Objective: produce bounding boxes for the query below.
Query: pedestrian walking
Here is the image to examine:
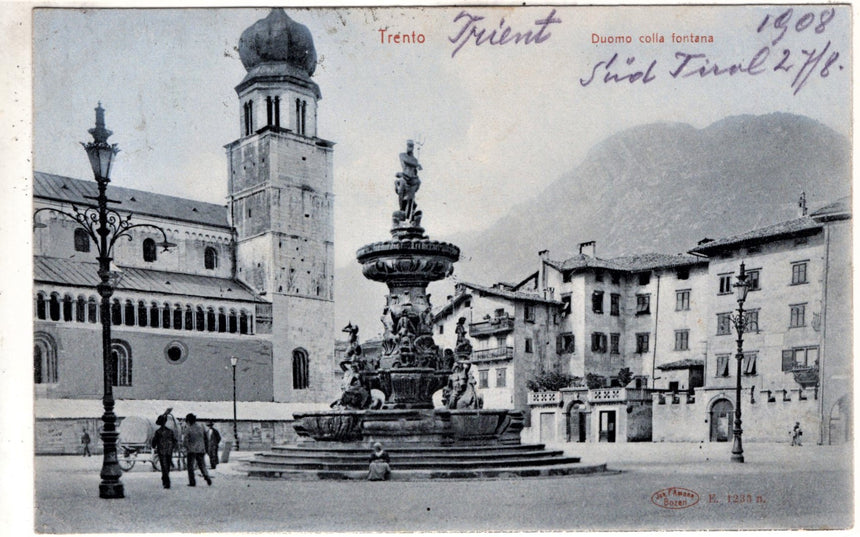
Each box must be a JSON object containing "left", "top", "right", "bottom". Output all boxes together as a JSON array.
[
  {"left": 182, "top": 413, "right": 212, "bottom": 486},
  {"left": 80, "top": 429, "right": 91, "bottom": 457},
  {"left": 791, "top": 422, "right": 803, "bottom": 446},
  {"left": 206, "top": 421, "right": 221, "bottom": 470},
  {"left": 367, "top": 442, "right": 391, "bottom": 481},
  {"left": 151, "top": 415, "right": 176, "bottom": 489}
]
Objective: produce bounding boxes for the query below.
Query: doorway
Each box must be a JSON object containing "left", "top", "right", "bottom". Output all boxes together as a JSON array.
[
  {"left": 710, "top": 399, "right": 733, "bottom": 442},
  {"left": 567, "top": 402, "right": 589, "bottom": 442},
  {"left": 599, "top": 410, "right": 616, "bottom": 442}
]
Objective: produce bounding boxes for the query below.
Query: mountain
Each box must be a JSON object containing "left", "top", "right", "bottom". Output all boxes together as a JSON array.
[{"left": 335, "top": 113, "right": 851, "bottom": 338}]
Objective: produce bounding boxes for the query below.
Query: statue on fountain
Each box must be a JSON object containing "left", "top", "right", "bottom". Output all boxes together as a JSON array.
[
  {"left": 442, "top": 359, "right": 483, "bottom": 409},
  {"left": 394, "top": 140, "right": 422, "bottom": 227}
]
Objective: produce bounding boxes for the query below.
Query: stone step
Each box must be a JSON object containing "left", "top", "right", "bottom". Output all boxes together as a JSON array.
[
  {"left": 272, "top": 443, "right": 549, "bottom": 455},
  {"left": 253, "top": 449, "right": 567, "bottom": 464},
  {"left": 244, "top": 455, "right": 582, "bottom": 472},
  {"left": 245, "top": 462, "right": 612, "bottom": 480}
]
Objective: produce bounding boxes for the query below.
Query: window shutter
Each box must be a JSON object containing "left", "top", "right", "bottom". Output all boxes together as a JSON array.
[
  {"left": 556, "top": 335, "right": 563, "bottom": 354},
  {"left": 781, "top": 350, "right": 794, "bottom": 372}
]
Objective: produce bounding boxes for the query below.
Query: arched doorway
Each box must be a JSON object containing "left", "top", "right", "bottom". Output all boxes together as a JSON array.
[
  {"left": 829, "top": 395, "right": 851, "bottom": 445},
  {"left": 566, "top": 401, "right": 589, "bottom": 442},
  {"left": 709, "top": 398, "right": 733, "bottom": 442}
]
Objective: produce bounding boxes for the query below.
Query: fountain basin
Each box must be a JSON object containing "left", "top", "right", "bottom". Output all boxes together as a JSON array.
[{"left": 293, "top": 408, "right": 524, "bottom": 445}]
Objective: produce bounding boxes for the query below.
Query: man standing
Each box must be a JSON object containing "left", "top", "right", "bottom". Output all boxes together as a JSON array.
[
  {"left": 182, "top": 413, "right": 212, "bottom": 486},
  {"left": 80, "top": 429, "right": 91, "bottom": 457},
  {"left": 151, "top": 415, "right": 176, "bottom": 489},
  {"left": 206, "top": 422, "right": 221, "bottom": 470}
]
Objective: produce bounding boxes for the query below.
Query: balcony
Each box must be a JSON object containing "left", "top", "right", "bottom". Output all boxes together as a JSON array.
[
  {"left": 588, "top": 388, "right": 650, "bottom": 403},
  {"left": 471, "top": 346, "right": 514, "bottom": 362},
  {"left": 792, "top": 365, "right": 819, "bottom": 388},
  {"left": 469, "top": 313, "right": 515, "bottom": 338}
]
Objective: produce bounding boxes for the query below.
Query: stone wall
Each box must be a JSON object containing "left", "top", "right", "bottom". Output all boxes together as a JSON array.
[
  {"left": 35, "top": 418, "right": 298, "bottom": 455},
  {"left": 652, "top": 389, "right": 820, "bottom": 443}
]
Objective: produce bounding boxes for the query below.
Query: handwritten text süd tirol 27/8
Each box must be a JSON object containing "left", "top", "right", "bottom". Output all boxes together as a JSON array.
[{"left": 579, "top": 7, "right": 841, "bottom": 96}]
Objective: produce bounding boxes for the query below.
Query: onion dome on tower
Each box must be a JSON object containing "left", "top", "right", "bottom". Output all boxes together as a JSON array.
[{"left": 236, "top": 9, "right": 320, "bottom": 97}]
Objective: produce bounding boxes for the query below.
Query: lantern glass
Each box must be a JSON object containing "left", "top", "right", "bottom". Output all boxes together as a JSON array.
[
  {"left": 735, "top": 278, "right": 749, "bottom": 302},
  {"left": 230, "top": 356, "right": 238, "bottom": 367}
]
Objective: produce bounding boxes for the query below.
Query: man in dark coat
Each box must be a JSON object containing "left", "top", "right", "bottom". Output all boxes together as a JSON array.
[
  {"left": 206, "top": 422, "right": 221, "bottom": 470},
  {"left": 182, "top": 413, "right": 212, "bottom": 486},
  {"left": 151, "top": 415, "right": 176, "bottom": 489}
]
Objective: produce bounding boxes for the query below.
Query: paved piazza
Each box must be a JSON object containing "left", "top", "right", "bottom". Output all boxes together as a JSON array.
[{"left": 33, "top": 443, "right": 852, "bottom": 533}]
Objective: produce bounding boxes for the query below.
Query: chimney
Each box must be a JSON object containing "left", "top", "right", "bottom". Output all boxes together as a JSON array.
[
  {"left": 538, "top": 249, "right": 549, "bottom": 259},
  {"left": 798, "top": 191, "right": 808, "bottom": 217},
  {"left": 579, "top": 240, "right": 596, "bottom": 257}
]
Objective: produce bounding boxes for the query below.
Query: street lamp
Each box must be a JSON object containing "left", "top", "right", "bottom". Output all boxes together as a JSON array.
[
  {"left": 34, "top": 103, "right": 175, "bottom": 498},
  {"left": 231, "top": 356, "right": 239, "bottom": 450},
  {"left": 730, "top": 261, "right": 750, "bottom": 463}
]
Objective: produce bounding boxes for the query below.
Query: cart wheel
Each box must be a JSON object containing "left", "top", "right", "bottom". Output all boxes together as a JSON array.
[{"left": 118, "top": 448, "right": 136, "bottom": 472}]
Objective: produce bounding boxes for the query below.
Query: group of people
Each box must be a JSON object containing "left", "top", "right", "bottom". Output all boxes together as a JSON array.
[{"left": 152, "top": 412, "right": 222, "bottom": 489}]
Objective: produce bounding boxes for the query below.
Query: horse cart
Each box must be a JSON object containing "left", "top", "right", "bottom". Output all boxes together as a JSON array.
[{"left": 118, "top": 414, "right": 185, "bottom": 472}]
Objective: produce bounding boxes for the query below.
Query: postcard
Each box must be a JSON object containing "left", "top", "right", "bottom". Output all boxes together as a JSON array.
[{"left": 7, "top": 2, "right": 854, "bottom": 534}]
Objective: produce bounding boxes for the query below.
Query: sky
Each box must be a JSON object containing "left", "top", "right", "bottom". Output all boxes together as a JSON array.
[{"left": 33, "top": 6, "right": 851, "bottom": 263}]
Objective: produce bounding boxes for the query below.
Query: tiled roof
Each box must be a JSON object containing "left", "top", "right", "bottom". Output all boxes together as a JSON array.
[
  {"left": 458, "top": 281, "right": 562, "bottom": 305},
  {"left": 35, "top": 256, "right": 262, "bottom": 303},
  {"left": 810, "top": 196, "right": 851, "bottom": 221},
  {"left": 688, "top": 217, "right": 822, "bottom": 255},
  {"left": 34, "top": 172, "right": 229, "bottom": 229},
  {"left": 657, "top": 358, "right": 704, "bottom": 371},
  {"left": 433, "top": 291, "right": 472, "bottom": 320},
  {"left": 550, "top": 252, "right": 703, "bottom": 273}
]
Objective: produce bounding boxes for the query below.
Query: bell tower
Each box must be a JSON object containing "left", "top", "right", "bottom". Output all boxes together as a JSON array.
[{"left": 226, "top": 9, "right": 336, "bottom": 402}]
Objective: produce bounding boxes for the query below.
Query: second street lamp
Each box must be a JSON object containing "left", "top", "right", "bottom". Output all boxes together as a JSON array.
[
  {"left": 231, "top": 356, "right": 239, "bottom": 451},
  {"left": 730, "top": 261, "right": 750, "bottom": 464}
]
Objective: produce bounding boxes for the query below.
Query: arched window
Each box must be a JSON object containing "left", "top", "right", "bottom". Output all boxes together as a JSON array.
[
  {"left": 137, "top": 301, "right": 148, "bottom": 327},
  {"left": 162, "top": 303, "right": 171, "bottom": 329},
  {"left": 184, "top": 305, "right": 194, "bottom": 331},
  {"left": 49, "top": 293, "right": 61, "bottom": 321},
  {"left": 228, "top": 310, "right": 238, "bottom": 333},
  {"left": 218, "top": 308, "right": 227, "bottom": 333},
  {"left": 73, "top": 228, "right": 90, "bottom": 253},
  {"left": 204, "top": 247, "right": 218, "bottom": 270},
  {"left": 36, "top": 292, "right": 46, "bottom": 320},
  {"left": 149, "top": 302, "right": 160, "bottom": 328},
  {"left": 172, "top": 305, "right": 182, "bottom": 330},
  {"left": 111, "top": 299, "right": 122, "bottom": 325},
  {"left": 195, "top": 307, "right": 205, "bottom": 331},
  {"left": 76, "top": 296, "right": 86, "bottom": 322},
  {"left": 34, "top": 333, "right": 58, "bottom": 384},
  {"left": 206, "top": 307, "right": 216, "bottom": 332},
  {"left": 239, "top": 311, "right": 249, "bottom": 335},
  {"left": 110, "top": 341, "right": 132, "bottom": 387},
  {"left": 62, "top": 295, "right": 73, "bottom": 321},
  {"left": 87, "top": 296, "right": 98, "bottom": 323},
  {"left": 143, "top": 238, "right": 157, "bottom": 263},
  {"left": 292, "top": 348, "right": 309, "bottom": 390},
  {"left": 124, "top": 300, "right": 135, "bottom": 326}
]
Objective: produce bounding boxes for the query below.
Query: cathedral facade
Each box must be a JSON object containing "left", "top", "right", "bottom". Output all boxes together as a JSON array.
[{"left": 34, "top": 10, "right": 337, "bottom": 452}]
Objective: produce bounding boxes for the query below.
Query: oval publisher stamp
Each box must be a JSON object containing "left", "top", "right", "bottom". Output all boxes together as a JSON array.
[{"left": 651, "top": 487, "right": 701, "bottom": 509}]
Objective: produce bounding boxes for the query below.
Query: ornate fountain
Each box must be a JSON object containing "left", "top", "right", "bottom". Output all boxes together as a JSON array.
[{"left": 292, "top": 141, "right": 523, "bottom": 445}]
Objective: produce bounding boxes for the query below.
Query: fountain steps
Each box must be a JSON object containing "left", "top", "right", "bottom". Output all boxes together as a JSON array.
[{"left": 244, "top": 443, "right": 610, "bottom": 479}]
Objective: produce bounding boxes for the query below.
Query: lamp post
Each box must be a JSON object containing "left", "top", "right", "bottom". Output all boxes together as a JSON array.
[
  {"left": 730, "top": 261, "right": 750, "bottom": 463},
  {"left": 35, "top": 104, "right": 174, "bottom": 498},
  {"left": 231, "top": 356, "right": 239, "bottom": 450}
]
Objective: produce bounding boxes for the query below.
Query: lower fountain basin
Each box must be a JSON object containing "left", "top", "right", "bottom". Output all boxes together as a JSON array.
[{"left": 293, "top": 408, "right": 524, "bottom": 445}]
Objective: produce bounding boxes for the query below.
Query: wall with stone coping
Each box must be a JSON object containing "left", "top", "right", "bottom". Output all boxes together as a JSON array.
[{"left": 652, "top": 390, "right": 820, "bottom": 443}]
